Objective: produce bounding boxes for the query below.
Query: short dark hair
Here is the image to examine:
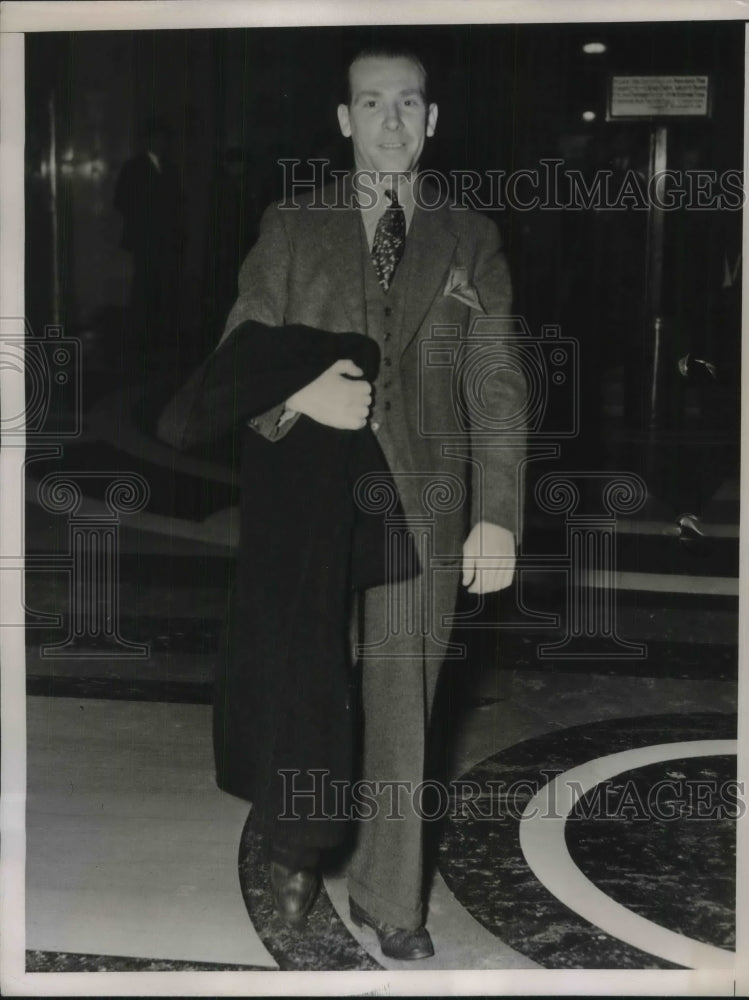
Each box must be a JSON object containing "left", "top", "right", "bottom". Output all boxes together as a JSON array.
[{"left": 343, "top": 46, "right": 429, "bottom": 105}]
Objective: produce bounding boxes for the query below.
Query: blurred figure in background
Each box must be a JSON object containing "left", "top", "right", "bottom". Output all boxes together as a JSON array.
[{"left": 114, "top": 115, "right": 185, "bottom": 366}]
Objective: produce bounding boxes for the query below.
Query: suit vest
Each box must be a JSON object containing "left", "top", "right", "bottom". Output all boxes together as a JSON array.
[{"left": 359, "top": 216, "right": 414, "bottom": 459}]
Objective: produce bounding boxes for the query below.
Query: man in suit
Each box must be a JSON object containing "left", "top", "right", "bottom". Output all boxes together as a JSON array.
[{"left": 216, "top": 45, "right": 526, "bottom": 960}]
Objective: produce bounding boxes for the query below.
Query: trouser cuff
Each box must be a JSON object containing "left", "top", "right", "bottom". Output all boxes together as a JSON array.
[
  {"left": 268, "top": 838, "right": 320, "bottom": 871},
  {"left": 347, "top": 871, "right": 423, "bottom": 931}
]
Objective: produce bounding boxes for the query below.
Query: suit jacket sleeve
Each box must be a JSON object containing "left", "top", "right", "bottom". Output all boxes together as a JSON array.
[
  {"left": 218, "top": 202, "right": 299, "bottom": 442},
  {"left": 465, "top": 215, "right": 527, "bottom": 537}
]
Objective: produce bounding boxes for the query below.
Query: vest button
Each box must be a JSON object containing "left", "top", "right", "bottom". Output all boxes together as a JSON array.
[
  {"left": 383, "top": 357, "right": 392, "bottom": 367},
  {"left": 384, "top": 306, "right": 392, "bottom": 317},
  {"left": 383, "top": 380, "right": 391, "bottom": 389},
  {"left": 384, "top": 401, "right": 391, "bottom": 411},
  {"left": 383, "top": 332, "right": 391, "bottom": 342}
]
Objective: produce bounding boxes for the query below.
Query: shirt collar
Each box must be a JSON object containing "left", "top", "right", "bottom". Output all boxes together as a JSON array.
[{"left": 351, "top": 170, "right": 417, "bottom": 215}]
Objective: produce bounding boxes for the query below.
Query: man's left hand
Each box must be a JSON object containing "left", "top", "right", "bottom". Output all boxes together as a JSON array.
[{"left": 461, "top": 521, "right": 516, "bottom": 594}]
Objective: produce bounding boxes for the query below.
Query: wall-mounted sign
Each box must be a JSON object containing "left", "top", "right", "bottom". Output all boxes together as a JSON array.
[{"left": 608, "top": 75, "right": 711, "bottom": 120}]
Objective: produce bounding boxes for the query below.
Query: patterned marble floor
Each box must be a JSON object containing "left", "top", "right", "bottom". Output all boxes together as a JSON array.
[{"left": 20, "top": 672, "right": 739, "bottom": 981}]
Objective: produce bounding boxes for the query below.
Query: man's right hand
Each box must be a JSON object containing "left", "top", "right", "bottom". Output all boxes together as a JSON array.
[{"left": 285, "top": 359, "right": 372, "bottom": 430}]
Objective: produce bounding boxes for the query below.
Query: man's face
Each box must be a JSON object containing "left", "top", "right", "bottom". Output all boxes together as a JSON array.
[{"left": 337, "top": 55, "right": 438, "bottom": 176}]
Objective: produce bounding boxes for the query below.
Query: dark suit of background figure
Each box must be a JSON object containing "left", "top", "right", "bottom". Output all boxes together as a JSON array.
[
  {"left": 219, "top": 173, "right": 526, "bottom": 932},
  {"left": 114, "top": 147, "right": 184, "bottom": 360}
]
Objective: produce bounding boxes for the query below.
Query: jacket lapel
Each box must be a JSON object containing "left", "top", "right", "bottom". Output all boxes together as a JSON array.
[
  {"left": 399, "top": 195, "right": 457, "bottom": 355},
  {"left": 318, "top": 178, "right": 367, "bottom": 332},
  {"left": 314, "top": 176, "right": 458, "bottom": 342}
]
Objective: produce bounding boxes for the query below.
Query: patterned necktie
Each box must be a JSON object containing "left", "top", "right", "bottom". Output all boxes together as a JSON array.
[{"left": 371, "top": 188, "right": 406, "bottom": 292}]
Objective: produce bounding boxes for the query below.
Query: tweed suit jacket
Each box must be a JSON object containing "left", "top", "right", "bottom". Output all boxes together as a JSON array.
[{"left": 221, "top": 177, "right": 527, "bottom": 564}]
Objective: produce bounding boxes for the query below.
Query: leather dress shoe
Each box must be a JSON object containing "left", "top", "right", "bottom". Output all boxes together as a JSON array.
[
  {"left": 349, "top": 896, "right": 434, "bottom": 960},
  {"left": 269, "top": 861, "right": 319, "bottom": 926}
]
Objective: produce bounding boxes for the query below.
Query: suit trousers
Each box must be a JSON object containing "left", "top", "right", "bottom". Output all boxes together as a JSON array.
[{"left": 346, "top": 568, "right": 458, "bottom": 930}]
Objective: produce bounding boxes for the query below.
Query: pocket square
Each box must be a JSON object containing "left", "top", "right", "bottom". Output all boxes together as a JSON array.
[{"left": 443, "top": 266, "right": 485, "bottom": 313}]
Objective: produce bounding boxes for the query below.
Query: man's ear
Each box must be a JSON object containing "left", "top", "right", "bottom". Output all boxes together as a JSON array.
[
  {"left": 426, "top": 102, "right": 438, "bottom": 138},
  {"left": 337, "top": 103, "right": 352, "bottom": 138}
]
